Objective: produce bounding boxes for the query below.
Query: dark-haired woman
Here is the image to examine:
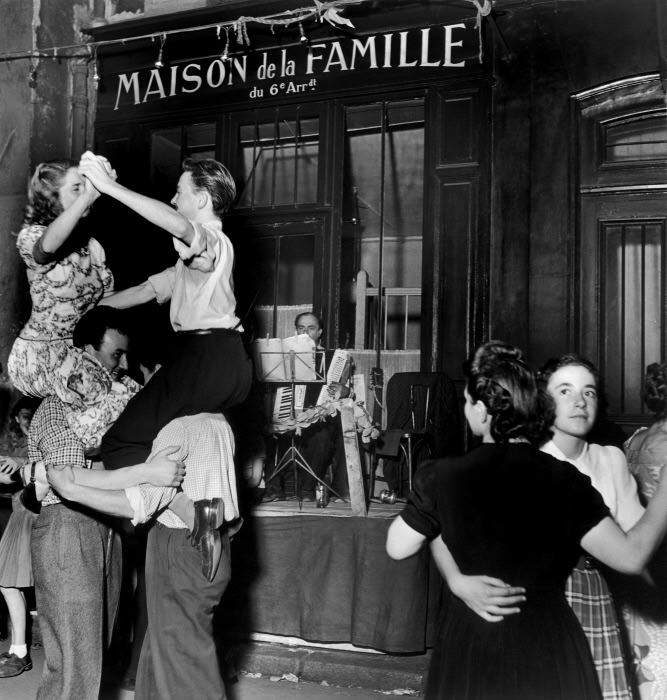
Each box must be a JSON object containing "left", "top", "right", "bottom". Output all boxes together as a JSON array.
[
  {"left": 7, "top": 158, "right": 138, "bottom": 449},
  {"left": 387, "top": 341, "right": 667, "bottom": 700},
  {"left": 619, "top": 362, "right": 667, "bottom": 700},
  {"left": 539, "top": 355, "right": 643, "bottom": 700}
]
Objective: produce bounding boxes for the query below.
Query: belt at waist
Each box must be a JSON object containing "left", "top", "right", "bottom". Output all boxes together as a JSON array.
[{"left": 176, "top": 328, "right": 239, "bottom": 336}]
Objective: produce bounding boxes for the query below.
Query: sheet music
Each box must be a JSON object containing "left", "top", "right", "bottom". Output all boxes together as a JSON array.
[
  {"left": 253, "top": 338, "right": 286, "bottom": 381},
  {"left": 253, "top": 335, "right": 317, "bottom": 382},
  {"left": 316, "top": 349, "right": 350, "bottom": 405},
  {"left": 282, "top": 334, "right": 317, "bottom": 381}
]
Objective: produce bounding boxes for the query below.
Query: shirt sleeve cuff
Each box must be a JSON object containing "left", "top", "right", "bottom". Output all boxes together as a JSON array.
[
  {"left": 125, "top": 486, "right": 148, "bottom": 526},
  {"left": 147, "top": 267, "right": 175, "bottom": 305}
]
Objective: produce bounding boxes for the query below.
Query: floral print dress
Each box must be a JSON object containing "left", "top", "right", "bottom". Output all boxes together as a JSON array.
[
  {"left": 621, "top": 425, "right": 667, "bottom": 700},
  {"left": 7, "top": 224, "right": 138, "bottom": 450}
]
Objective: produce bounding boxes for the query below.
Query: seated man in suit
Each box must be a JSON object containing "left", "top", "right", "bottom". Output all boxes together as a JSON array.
[{"left": 263, "top": 312, "right": 351, "bottom": 503}]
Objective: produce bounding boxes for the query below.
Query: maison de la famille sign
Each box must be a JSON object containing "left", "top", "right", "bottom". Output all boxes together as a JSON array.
[{"left": 98, "top": 21, "right": 481, "bottom": 117}]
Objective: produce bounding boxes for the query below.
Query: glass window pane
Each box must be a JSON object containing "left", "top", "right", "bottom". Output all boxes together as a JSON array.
[
  {"left": 604, "top": 114, "right": 667, "bottom": 162},
  {"left": 346, "top": 105, "right": 383, "bottom": 133},
  {"left": 186, "top": 123, "right": 215, "bottom": 149},
  {"left": 256, "top": 238, "right": 278, "bottom": 307},
  {"left": 296, "top": 142, "right": 318, "bottom": 203},
  {"left": 340, "top": 99, "right": 424, "bottom": 349},
  {"left": 273, "top": 143, "right": 296, "bottom": 206},
  {"left": 240, "top": 124, "right": 255, "bottom": 143},
  {"left": 300, "top": 117, "right": 319, "bottom": 137},
  {"left": 277, "top": 235, "right": 314, "bottom": 305},
  {"left": 251, "top": 234, "right": 315, "bottom": 338},
  {"left": 151, "top": 127, "right": 182, "bottom": 198},
  {"left": 388, "top": 101, "right": 425, "bottom": 128},
  {"left": 236, "top": 113, "right": 319, "bottom": 208},
  {"left": 186, "top": 150, "right": 216, "bottom": 161}
]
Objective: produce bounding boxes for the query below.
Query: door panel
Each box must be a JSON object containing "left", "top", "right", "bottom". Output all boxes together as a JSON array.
[{"left": 580, "top": 192, "right": 667, "bottom": 425}]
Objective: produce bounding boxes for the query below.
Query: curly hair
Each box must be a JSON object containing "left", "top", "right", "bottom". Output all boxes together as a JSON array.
[
  {"left": 182, "top": 158, "right": 236, "bottom": 218},
  {"left": 24, "top": 159, "right": 77, "bottom": 225},
  {"left": 463, "top": 340, "right": 547, "bottom": 444},
  {"left": 642, "top": 362, "right": 667, "bottom": 419}
]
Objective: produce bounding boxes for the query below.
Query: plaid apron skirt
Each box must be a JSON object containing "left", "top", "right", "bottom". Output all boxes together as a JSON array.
[{"left": 566, "top": 560, "right": 634, "bottom": 700}]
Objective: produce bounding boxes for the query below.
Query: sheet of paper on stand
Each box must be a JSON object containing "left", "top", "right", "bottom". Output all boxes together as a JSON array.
[{"left": 253, "top": 334, "right": 320, "bottom": 382}]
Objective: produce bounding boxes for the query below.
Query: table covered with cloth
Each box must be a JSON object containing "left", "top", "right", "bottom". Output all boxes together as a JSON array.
[{"left": 219, "top": 512, "right": 442, "bottom": 653}]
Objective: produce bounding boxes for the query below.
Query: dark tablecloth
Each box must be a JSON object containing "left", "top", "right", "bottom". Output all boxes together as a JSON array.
[{"left": 220, "top": 514, "right": 442, "bottom": 653}]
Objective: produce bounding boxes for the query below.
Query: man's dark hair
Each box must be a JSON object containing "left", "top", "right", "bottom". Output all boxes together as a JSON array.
[
  {"left": 73, "top": 306, "right": 130, "bottom": 350},
  {"left": 182, "top": 158, "right": 236, "bottom": 218},
  {"left": 294, "top": 311, "right": 323, "bottom": 330}
]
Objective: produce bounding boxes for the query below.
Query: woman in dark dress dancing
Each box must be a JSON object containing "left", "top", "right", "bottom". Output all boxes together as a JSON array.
[{"left": 386, "top": 341, "right": 667, "bottom": 700}]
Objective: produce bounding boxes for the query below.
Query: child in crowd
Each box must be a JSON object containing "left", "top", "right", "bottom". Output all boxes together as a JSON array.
[{"left": 0, "top": 396, "right": 41, "bottom": 678}]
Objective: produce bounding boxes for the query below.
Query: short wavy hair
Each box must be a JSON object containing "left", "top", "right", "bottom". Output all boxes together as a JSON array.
[
  {"left": 536, "top": 354, "right": 601, "bottom": 431},
  {"left": 642, "top": 362, "right": 667, "bottom": 420},
  {"left": 463, "top": 340, "right": 546, "bottom": 444},
  {"left": 24, "top": 159, "right": 77, "bottom": 225},
  {"left": 183, "top": 158, "right": 236, "bottom": 218},
  {"left": 537, "top": 354, "right": 600, "bottom": 391}
]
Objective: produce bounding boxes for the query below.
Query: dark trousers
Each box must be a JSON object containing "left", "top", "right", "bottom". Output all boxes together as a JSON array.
[
  {"left": 299, "top": 420, "right": 347, "bottom": 496},
  {"left": 32, "top": 504, "right": 121, "bottom": 700},
  {"left": 136, "top": 523, "right": 231, "bottom": 700},
  {"left": 101, "top": 330, "right": 252, "bottom": 468}
]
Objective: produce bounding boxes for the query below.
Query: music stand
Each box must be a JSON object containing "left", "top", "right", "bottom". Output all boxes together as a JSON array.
[{"left": 262, "top": 349, "right": 346, "bottom": 505}]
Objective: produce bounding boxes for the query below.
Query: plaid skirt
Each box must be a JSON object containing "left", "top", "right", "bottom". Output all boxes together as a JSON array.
[{"left": 566, "top": 562, "right": 634, "bottom": 700}]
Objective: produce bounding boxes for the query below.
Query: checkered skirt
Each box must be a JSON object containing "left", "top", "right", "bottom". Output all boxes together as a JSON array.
[{"left": 566, "top": 563, "right": 634, "bottom": 700}]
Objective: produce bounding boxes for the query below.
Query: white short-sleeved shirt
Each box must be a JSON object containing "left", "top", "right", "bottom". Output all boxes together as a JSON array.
[
  {"left": 125, "top": 413, "right": 238, "bottom": 528},
  {"left": 147, "top": 219, "right": 240, "bottom": 331},
  {"left": 541, "top": 440, "right": 644, "bottom": 532}
]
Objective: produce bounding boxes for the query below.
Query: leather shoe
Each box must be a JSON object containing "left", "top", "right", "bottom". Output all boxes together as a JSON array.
[
  {"left": 190, "top": 498, "right": 224, "bottom": 582},
  {"left": 0, "top": 652, "right": 32, "bottom": 677}
]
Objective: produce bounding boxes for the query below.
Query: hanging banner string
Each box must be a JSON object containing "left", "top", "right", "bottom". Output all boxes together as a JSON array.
[
  {"left": 467, "top": 0, "right": 492, "bottom": 63},
  {"left": 0, "top": 0, "right": 364, "bottom": 64}
]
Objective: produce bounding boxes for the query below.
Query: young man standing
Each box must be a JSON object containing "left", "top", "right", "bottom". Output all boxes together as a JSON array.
[{"left": 47, "top": 408, "right": 239, "bottom": 700}]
